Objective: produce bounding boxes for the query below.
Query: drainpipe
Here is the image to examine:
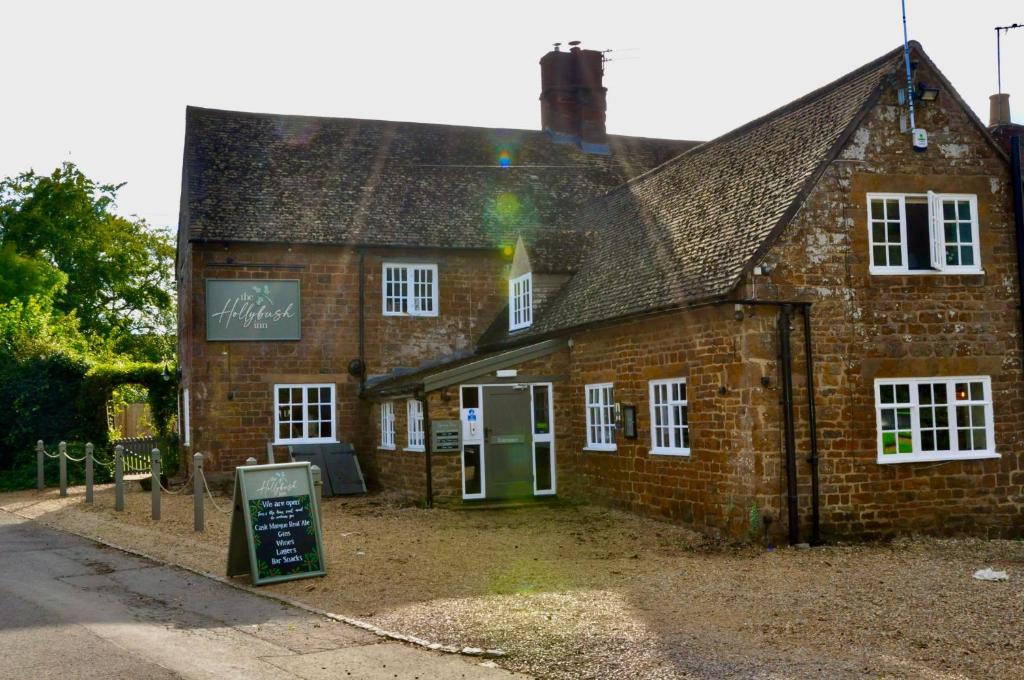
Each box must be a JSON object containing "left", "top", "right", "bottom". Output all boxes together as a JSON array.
[
  {"left": 778, "top": 304, "right": 799, "bottom": 545},
  {"left": 418, "top": 388, "right": 433, "bottom": 508},
  {"left": 1011, "top": 136, "right": 1024, "bottom": 350},
  {"left": 802, "top": 307, "right": 821, "bottom": 545},
  {"left": 358, "top": 249, "right": 366, "bottom": 394}
]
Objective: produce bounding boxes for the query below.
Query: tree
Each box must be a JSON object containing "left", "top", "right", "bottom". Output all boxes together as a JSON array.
[{"left": 0, "top": 162, "right": 175, "bottom": 360}]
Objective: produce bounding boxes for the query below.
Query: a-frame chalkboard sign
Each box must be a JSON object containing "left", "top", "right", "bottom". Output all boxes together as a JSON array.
[{"left": 226, "top": 462, "right": 326, "bottom": 585}]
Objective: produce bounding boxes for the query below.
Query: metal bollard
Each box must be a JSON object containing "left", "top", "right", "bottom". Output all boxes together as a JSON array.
[
  {"left": 245, "top": 456, "right": 257, "bottom": 466},
  {"left": 193, "top": 453, "right": 204, "bottom": 532},
  {"left": 36, "top": 440, "right": 44, "bottom": 491},
  {"left": 151, "top": 448, "right": 161, "bottom": 521},
  {"left": 85, "top": 443, "right": 94, "bottom": 504},
  {"left": 114, "top": 445, "right": 125, "bottom": 512},
  {"left": 310, "top": 464, "right": 323, "bottom": 529},
  {"left": 58, "top": 441, "right": 68, "bottom": 498}
]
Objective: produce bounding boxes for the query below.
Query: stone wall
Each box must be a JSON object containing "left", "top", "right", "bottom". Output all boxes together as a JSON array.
[
  {"left": 555, "top": 307, "right": 776, "bottom": 539},
  {"left": 742, "top": 59, "right": 1024, "bottom": 538},
  {"left": 179, "top": 242, "right": 508, "bottom": 471}
]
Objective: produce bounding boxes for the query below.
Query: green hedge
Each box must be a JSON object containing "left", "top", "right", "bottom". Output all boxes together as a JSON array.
[
  {"left": 0, "top": 356, "right": 177, "bottom": 473},
  {"left": 0, "top": 351, "right": 90, "bottom": 468},
  {"left": 80, "top": 361, "right": 179, "bottom": 445}
]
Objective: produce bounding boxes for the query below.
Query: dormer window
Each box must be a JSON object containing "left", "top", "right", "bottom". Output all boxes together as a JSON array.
[
  {"left": 867, "top": 193, "right": 981, "bottom": 274},
  {"left": 509, "top": 272, "right": 532, "bottom": 330}
]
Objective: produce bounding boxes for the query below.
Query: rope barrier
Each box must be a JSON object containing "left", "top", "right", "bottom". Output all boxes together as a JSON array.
[
  {"left": 201, "top": 472, "right": 231, "bottom": 514},
  {"left": 63, "top": 452, "right": 86, "bottom": 463},
  {"left": 93, "top": 456, "right": 117, "bottom": 471},
  {"left": 157, "top": 466, "right": 194, "bottom": 495},
  {"left": 42, "top": 449, "right": 61, "bottom": 459}
]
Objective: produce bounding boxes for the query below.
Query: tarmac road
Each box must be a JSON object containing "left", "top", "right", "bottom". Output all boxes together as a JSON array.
[{"left": 0, "top": 511, "right": 523, "bottom": 679}]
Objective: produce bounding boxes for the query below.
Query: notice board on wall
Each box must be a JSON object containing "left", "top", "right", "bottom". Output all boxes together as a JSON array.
[
  {"left": 226, "top": 462, "right": 326, "bottom": 585},
  {"left": 206, "top": 279, "right": 301, "bottom": 341}
]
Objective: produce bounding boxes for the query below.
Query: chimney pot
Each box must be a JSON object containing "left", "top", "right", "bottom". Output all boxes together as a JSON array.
[{"left": 990, "top": 93, "right": 1012, "bottom": 127}]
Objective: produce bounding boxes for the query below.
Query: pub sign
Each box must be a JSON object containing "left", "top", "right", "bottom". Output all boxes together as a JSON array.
[{"left": 206, "top": 279, "right": 301, "bottom": 341}]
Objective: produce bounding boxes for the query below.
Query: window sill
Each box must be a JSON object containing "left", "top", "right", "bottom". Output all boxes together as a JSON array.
[
  {"left": 869, "top": 268, "right": 985, "bottom": 276},
  {"left": 650, "top": 448, "right": 691, "bottom": 457},
  {"left": 583, "top": 445, "right": 617, "bottom": 453},
  {"left": 273, "top": 438, "right": 339, "bottom": 446},
  {"left": 383, "top": 312, "right": 439, "bottom": 318},
  {"left": 877, "top": 451, "right": 1000, "bottom": 464},
  {"left": 404, "top": 447, "right": 426, "bottom": 453},
  {"left": 379, "top": 445, "right": 396, "bottom": 451}
]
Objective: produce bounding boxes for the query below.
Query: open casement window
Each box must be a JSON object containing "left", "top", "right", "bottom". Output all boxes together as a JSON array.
[
  {"left": 585, "top": 383, "right": 616, "bottom": 451},
  {"left": 649, "top": 378, "right": 690, "bottom": 456},
  {"left": 406, "top": 399, "right": 425, "bottom": 451},
  {"left": 382, "top": 263, "right": 438, "bottom": 316},
  {"left": 273, "top": 384, "right": 336, "bottom": 444},
  {"left": 509, "top": 272, "right": 533, "bottom": 331},
  {"left": 874, "top": 377, "right": 998, "bottom": 463},
  {"left": 867, "top": 193, "right": 980, "bottom": 274},
  {"left": 380, "top": 401, "right": 395, "bottom": 450}
]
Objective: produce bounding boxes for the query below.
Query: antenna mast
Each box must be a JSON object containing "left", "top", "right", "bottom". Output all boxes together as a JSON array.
[
  {"left": 901, "top": 0, "right": 916, "bottom": 131},
  {"left": 996, "top": 23, "right": 1023, "bottom": 95}
]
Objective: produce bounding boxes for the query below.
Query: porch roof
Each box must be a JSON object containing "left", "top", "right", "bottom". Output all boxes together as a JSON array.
[{"left": 363, "top": 339, "right": 567, "bottom": 398}]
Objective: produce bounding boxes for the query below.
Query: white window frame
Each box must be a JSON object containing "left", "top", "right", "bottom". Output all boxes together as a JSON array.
[
  {"left": 406, "top": 398, "right": 425, "bottom": 452},
  {"left": 584, "top": 383, "right": 617, "bottom": 451},
  {"left": 382, "top": 263, "right": 439, "bottom": 317},
  {"left": 867, "top": 192, "right": 981, "bottom": 275},
  {"left": 649, "top": 378, "right": 690, "bottom": 456},
  {"left": 509, "top": 272, "right": 533, "bottom": 331},
  {"left": 379, "top": 401, "right": 396, "bottom": 450},
  {"left": 180, "top": 387, "right": 190, "bottom": 447},
  {"left": 272, "top": 383, "right": 337, "bottom": 445},
  {"left": 874, "top": 376, "right": 998, "bottom": 464},
  {"left": 529, "top": 383, "right": 557, "bottom": 496}
]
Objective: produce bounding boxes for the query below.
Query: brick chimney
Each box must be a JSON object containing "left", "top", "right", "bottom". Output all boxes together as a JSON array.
[
  {"left": 988, "top": 92, "right": 1024, "bottom": 155},
  {"left": 990, "top": 93, "right": 1012, "bottom": 127},
  {"left": 539, "top": 41, "right": 609, "bottom": 154}
]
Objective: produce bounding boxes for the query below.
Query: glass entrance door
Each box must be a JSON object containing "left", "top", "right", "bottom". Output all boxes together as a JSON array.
[{"left": 460, "top": 383, "right": 556, "bottom": 500}]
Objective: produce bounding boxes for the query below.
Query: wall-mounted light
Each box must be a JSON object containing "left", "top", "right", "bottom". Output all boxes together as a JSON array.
[
  {"left": 618, "top": 403, "right": 637, "bottom": 439},
  {"left": 915, "top": 82, "right": 940, "bottom": 102}
]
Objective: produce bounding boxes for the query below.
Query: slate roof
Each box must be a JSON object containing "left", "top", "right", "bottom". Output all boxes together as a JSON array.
[
  {"left": 483, "top": 44, "right": 913, "bottom": 345},
  {"left": 179, "top": 108, "right": 698, "bottom": 249}
]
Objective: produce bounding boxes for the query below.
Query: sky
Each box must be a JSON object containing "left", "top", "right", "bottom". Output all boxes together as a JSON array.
[{"left": 2, "top": 1, "right": 1022, "bottom": 230}]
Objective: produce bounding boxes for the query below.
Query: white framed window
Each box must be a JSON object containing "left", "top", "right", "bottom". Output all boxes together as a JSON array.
[
  {"left": 406, "top": 399, "right": 425, "bottom": 451},
  {"left": 867, "top": 193, "right": 981, "bottom": 274},
  {"left": 383, "top": 263, "right": 438, "bottom": 316},
  {"left": 380, "top": 401, "right": 395, "bottom": 450},
  {"left": 509, "top": 272, "right": 533, "bottom": 330},
  {"left": 180, "top": 387, "right": 190, "bottom": 447},
  {"left": 649, "top": 378, "right": 690, "bottom": 455},
  {"left": 874, "top": 376, "right": 998, "bottom": 464},
  {"left": 585, "top": 383, "right": 616, "bottom": 451},
  {"left": 273, "top": 384, "right": 336, "bottom": 444}
]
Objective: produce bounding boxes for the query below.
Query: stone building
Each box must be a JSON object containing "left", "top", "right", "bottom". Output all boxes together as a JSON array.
[{"left": 177, "top": 42, "right": 1024, "bottom": 542}]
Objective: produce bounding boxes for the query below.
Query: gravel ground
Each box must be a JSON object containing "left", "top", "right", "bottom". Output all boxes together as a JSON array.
[{"left": 1, "top": 484, "right": 1021, "bottom": 680}]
